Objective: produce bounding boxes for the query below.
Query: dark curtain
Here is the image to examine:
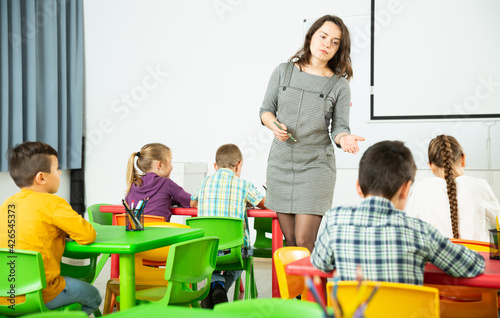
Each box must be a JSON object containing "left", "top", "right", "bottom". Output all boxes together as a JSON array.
[{"left": 0, "top": 0, "right": 84, "bottom": 171}]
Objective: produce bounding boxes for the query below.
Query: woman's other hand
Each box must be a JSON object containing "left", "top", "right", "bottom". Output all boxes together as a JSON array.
[{"left": 340, "top": 134, "right": 365, "bottom": 154}]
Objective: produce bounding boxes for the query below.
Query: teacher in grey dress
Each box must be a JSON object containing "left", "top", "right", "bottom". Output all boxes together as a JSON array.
[{"left": 260, "top": 15, "right": 364, "bottom": 252}]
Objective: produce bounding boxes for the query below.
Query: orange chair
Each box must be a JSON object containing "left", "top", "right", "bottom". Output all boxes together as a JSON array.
[
  {"left": 423, "top": 238, "right": 498, "bottom": 318},
  {"left": 103, "top": 221, "right": 189, "bottom": 314},
  {"left": 113, "top": 214, "right": 165, "bottom": 226},
  {"left": 273, "top": 247, "right": 310, "bottom": 300}
]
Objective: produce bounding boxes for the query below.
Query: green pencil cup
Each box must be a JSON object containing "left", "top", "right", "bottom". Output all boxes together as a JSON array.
[
  {"left": 488, "top": 229, "right": 500, "bottom": 260},
  {"left": 125, "top": 208, "right": 144, "bottom": 231}
]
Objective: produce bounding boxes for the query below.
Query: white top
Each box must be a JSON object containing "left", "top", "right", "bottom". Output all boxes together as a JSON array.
[{"left": 405, "top": 175, "right": 500, "bottom": 241}]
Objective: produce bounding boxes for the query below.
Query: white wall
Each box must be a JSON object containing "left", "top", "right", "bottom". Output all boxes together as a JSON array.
[
  {"left": 80, "top": 0, "right": 499, "bottom": 212},
  {"left": 0, "top": 171, "right": 72, "bottom": 203},
  {"left": 2, "top": 0, "right": 498, "bottom": 221}
]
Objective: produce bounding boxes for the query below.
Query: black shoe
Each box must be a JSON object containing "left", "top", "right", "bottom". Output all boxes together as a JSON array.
[
  {"left": 201, "top": 286, "right": 214, "bottom": 309},
  {"left": 212, "top": 283, "right": 228, "bottom": 306}
]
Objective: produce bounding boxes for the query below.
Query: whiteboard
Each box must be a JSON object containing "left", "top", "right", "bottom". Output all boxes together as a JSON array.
[{"left": 372, "top": 0, "right": 500, "bottom": 120}]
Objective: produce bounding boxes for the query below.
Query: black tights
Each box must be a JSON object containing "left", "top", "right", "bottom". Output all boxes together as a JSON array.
[{"left": 276, "top": 213, "right": 323, "bottom": 253}]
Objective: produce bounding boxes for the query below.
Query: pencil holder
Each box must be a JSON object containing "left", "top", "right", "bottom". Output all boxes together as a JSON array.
[
  {"left": 488, "top": 229, "right": 500, "bottom": 260},
  {"left": 125, "top": 208, "right": 144, "bottom": 231}
]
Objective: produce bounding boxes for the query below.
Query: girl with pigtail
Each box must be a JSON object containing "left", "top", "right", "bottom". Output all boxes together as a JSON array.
[
  {"left": 406, "top": 135, "right": 500, "bottom": 241},
  {"left": 124, "top": 143, "right": 191, "bottom": 221}
]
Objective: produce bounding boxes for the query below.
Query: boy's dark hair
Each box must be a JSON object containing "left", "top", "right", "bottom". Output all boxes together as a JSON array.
[
  {"left": 358, "top": 140, "right": 416, "bottom": 199},
  {"left": 216, "top": 144, "right": 242, "bottom": 169},
  {"left": 8, "top": 141, "right": 58, "bottom": 188}
]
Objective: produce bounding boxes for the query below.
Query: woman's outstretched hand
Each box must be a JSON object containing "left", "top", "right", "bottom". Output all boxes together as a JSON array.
[{"left": 340, "top": 135, "right": 365, "bottom": 154}]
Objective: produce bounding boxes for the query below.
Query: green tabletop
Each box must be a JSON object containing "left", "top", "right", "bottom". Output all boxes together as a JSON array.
[
  {"left": 65, "top": 224, "right": 204, "bottom": 254},
  {"left": 64, "top": 224, "right": 205, "bottom": 310}
]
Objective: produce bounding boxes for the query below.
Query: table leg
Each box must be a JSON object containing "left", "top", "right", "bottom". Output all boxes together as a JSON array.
[
  {"left": 111, "top": 254, "right": 119, "bottom": 279},
  {"left": 119, "top": 254, "right": 136, "bottom": 310},
  {"left": 272, "top": 218, "right": 283, "bottom": 298},
  {"left": 110, "top": 215, "right": 120, "bottom": 279}
]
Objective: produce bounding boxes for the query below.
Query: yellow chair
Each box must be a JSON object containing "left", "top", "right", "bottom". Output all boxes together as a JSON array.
[
  {"left": 103, "top": 222, "right": 190, "bottom": 315},
  {"left": 450, "top": 238, "right": 490, "bottom": 252},
  {"left": 423, "top": 238, "right": 498, "bottom": 318},
  {"left": 273, "top": 247, "right": 310, "bottom": 300},
  {"left": 327, "top": 281, "right": 440, "bottom": 318},
  {"left": 113, "top": 214, "right": 165, "bottom": 226}
]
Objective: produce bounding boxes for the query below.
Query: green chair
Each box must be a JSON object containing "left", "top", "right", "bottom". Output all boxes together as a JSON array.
[
  {"left": 185, "top": 217, "right": 257, "bottom": 300},
  {"left": 252, "top": 217, "right": 273, "bottom": 258},
  {"left": 100, "top": 303, "right": 236, "bottom": 317},
  {"left": 77, "top": 203, "right": 111, "bottom": 282},
  {"left": 21, "top": 311, "right": 88, "bottom": 318},
  {"left": 0, "top": 248, "right": 82, "bottom": 316},
  {"left": 58, "top": 203, "right": 112, "bottom": 317},
  {"left": 117, "top": 236, "right": 219, "bottom": 308},
  {"left": 214, "top": 298, "right": 329, "bottom": 317},
  {"left": 87, "top": 203, "right": 113, "bottom": 225}
]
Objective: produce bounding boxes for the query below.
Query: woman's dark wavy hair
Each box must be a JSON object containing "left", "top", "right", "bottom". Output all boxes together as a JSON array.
[{"left": 290, "top": 15, "right": 353, "bottom": 80}]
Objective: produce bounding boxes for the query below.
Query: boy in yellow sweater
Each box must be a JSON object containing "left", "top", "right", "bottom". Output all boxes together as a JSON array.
[{"left": 0, "top": 142, "right": 101, "bottom": 314}]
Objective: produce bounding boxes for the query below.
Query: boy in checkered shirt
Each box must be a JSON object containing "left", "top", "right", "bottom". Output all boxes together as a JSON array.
[
  {"left": 191, "top": 144, "right": 265, "bottom": 308},
  {"left": 311, "top": 140, "right": 484, "bottom": 285}
]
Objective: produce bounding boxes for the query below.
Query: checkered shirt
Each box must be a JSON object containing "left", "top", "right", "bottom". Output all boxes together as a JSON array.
[
  {"left": 191, "top": 168, "right": 264, "bottom": 248},
  {"left": 311, "top": 196, "right": 485, "bottom": 285}
]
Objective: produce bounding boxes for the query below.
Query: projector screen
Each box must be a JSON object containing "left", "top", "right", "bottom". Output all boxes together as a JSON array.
[{"left": 371, "top": 0, "right": 500, "bottom": 120}]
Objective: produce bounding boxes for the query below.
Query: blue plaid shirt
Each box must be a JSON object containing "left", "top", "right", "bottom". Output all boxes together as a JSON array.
[
  {"left": 191, "top": 168, "right": 264, "bottom": 248},
  {"left": 311, "top": 196, "right": 485, "bottom": 285}
]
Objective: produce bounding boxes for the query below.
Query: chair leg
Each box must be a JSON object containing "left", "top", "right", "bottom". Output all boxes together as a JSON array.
[
  {"left": 251, "top": 264, "right": 258, "bottom": 299},
  {"left": 233, "top": 276, "right": 242, "bottom": 301},
  {"left": 103, "top": 290, "right": 116, "bottom": 315}
]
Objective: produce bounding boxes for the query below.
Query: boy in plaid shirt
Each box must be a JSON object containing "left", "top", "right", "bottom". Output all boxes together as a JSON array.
[
  {"left": 191, "top": 144, "right": 265, "bottom": 308},
  {"left": 311, "top": 140, "right": 484, "bottom": 285}
]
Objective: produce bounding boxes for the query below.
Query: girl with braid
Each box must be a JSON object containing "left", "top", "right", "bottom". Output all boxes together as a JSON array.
[{"left": 406, "top": 135, "right": 500, "bottom": 241}]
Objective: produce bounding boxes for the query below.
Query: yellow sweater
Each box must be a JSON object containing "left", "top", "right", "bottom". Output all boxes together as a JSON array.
[{"left": 0, "top": 189, "right": 96, "bottom": 302}]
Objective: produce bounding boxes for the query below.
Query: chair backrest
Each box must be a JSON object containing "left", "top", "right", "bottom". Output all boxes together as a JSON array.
[
  {"left": 214, "top": 298, "right": 327, "bottom": 317},
  {"left": 185, "top": 217, "right": 244, "bottom": 268},
  {"left": 132, "top": 222, "right": 192, "bottom": 284},
  {"left": 0, "top": 248, "right": 47, "bottom": 315},
  {"left": 114, "top": 214, "right": 165, "bottom": 226},
  {"left": 450, "top": 238, "right": 490, "bottom": 252},
  {"left": 327, "top": 281, "right": 440, "bottom": 318},
  {"left": 159, "top": 236, "right": 219, "bottom": 306},
  {"left": 60, "top": 249, "right": 98, "bottom": 284},
  {"left": 273, "top": 247, "right": 310, "bottom": 299},
  {"left": 87, "top": 203, "right": 113, "bottom": 225}
]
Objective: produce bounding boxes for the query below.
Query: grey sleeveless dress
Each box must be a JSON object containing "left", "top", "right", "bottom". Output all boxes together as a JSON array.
[{"left": 260, "top": 63, "right": 351, "bottom": 215}]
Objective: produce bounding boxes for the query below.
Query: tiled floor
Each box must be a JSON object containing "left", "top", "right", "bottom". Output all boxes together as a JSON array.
[{"left": 92, "top": 256, "right": 273, "bottom": 314}]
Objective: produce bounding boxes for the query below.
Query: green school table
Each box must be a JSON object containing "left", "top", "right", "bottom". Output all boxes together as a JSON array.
[
  {"left": 64, "top": 224, "right": 204, "bottom": 310},
  {"left": 101, "top": 205, "right": 284, "bottom": 297}
]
